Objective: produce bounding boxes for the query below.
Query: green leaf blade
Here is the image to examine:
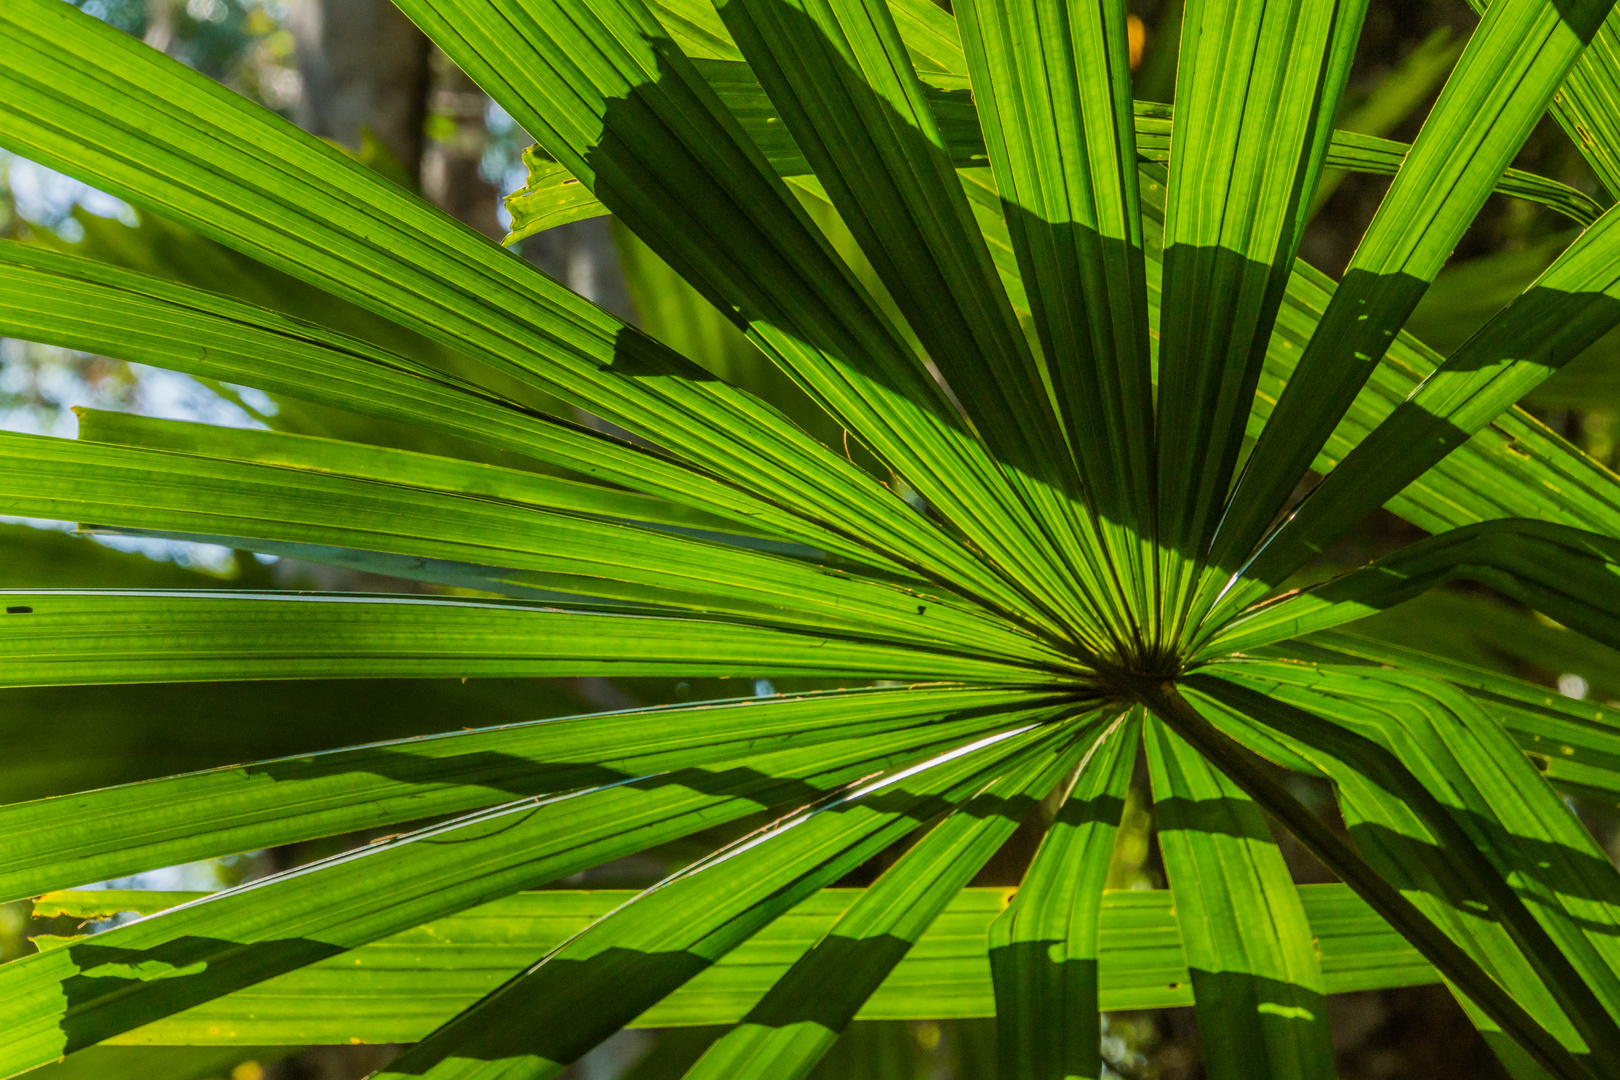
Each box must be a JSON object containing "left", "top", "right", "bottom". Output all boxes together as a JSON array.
[
  {"left": 1208, "top": 0, "right": 1619, "bottom": 627},
  {"left": 1144, "top": 716, "right": 1335, "bottom": 1080},
  {"left": 955, "top": 0, "right": 1158, "bottom": 653},
  {"left": 676, "top": 716, "right": 1099, "bottom": 1080},
  {"left": 0, "top": 704, "right": 1068, "bottom": 1076},
  {"left": 0, "top": 686, "right": 1048, "bottom": 904},
  {"left": 1153, "top": 0, "right": 1366, "bottom": 647},
  {"left": 368, "top": 722, "right": 1071, "bottom": 1080},
  {"left": 989, "top": 710, "right": 1138, "bottom": 1080}
]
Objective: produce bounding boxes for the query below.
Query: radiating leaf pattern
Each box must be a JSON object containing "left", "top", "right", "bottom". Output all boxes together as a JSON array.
[{"left": 6, "top": 0, "right": 1620, "bottom": 1076}]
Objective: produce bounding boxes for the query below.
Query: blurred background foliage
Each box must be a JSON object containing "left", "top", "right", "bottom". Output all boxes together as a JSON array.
[{"left": 5, "top": 0, "right": 1620, "bottom": 1077}]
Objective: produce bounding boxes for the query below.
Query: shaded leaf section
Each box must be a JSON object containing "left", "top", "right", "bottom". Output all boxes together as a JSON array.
[
  {"left": 368, "top": 722, "right": 1075, "bottom": 1080},
  {"left": 989, "top": 710, "right": 1138, "bottom": 1080},
  {"left": 0, "top": 700, "right": 1065, "bottom": 1075},
  {"left": 672, "top": 717, "right": 1101, "bottom": 1080},
  {"left": 0, "top": 686, "right": 1050, "bottom": 903},
  {"left": 1145, "top": 716, "right": 1334, "bottom": 1080},
  {"left": 1207, "top": 0, "right": 1617, "bottom": 634},
  {"left": 1190, "top": 662, "right": 1620, "bottom": 1077}
]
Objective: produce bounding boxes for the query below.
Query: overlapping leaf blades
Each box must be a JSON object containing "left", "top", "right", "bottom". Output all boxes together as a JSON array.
[{"left": 10, "top": 0, "right": 1620, "bottom": 1076}]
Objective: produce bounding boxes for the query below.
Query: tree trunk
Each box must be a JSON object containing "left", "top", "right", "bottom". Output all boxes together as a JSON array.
[
  {"left": 287, "top": 0, "right": 433, "bottom": 182},
  {"left": 420, "top": 54, "right": 503, "bottom": 238}
]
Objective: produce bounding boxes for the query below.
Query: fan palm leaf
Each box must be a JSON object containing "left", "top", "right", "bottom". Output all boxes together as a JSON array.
[{"left": 5, "top": 0, "right": 1620, "bottom": 1076}]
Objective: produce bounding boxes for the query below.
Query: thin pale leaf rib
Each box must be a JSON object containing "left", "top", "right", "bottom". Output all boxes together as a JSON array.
[
  {"left": 0, "top": 706, "right": 1068, "bottom": 1076},
  {"left": 715, "top": 0, "right": 1124, "bottom": 647},
  {"left": 0, "top": 1, "right": 1052, "bottom": 637},
  {"left": 888, "top": 0, "right": 970, "bottom": 76},
  {"left": 1153, "top": 0, "right": 1367, "bottom": 649},
  {"left": 0, "top": 590, "right": 1039, "bottom": 688},
  {"left": 989, "top": 710, "right": 1138, "bottom": 1080},
  {"left": 1191, "top": 663, "right": 1620, "bottom": 1075},
  {"left": 388, "top": 0, "right": 1105, "bottom": 645},
  {"left": 955, "top": 0, "right": 1158, "bottom": 655},
  {"left": 1206, "top": 0, "right": 1619, "bottom": 633},
  {"left": 0, "top": 430, "right": 1064, "bottom": 665},
  {"left": 1145, "top": 716, "right": 1335, "bottom": 1080},
  {"left": 0, "top": 685, "right": 1052, "bottom": 904},
  {"left": 367, "top": 722, "right": 1074, "bottom": 1080}
]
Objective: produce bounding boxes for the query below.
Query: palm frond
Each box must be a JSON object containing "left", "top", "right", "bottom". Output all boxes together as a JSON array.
[{"left": 8, "top": 0, "right": 1620, "bottom": 1073}]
